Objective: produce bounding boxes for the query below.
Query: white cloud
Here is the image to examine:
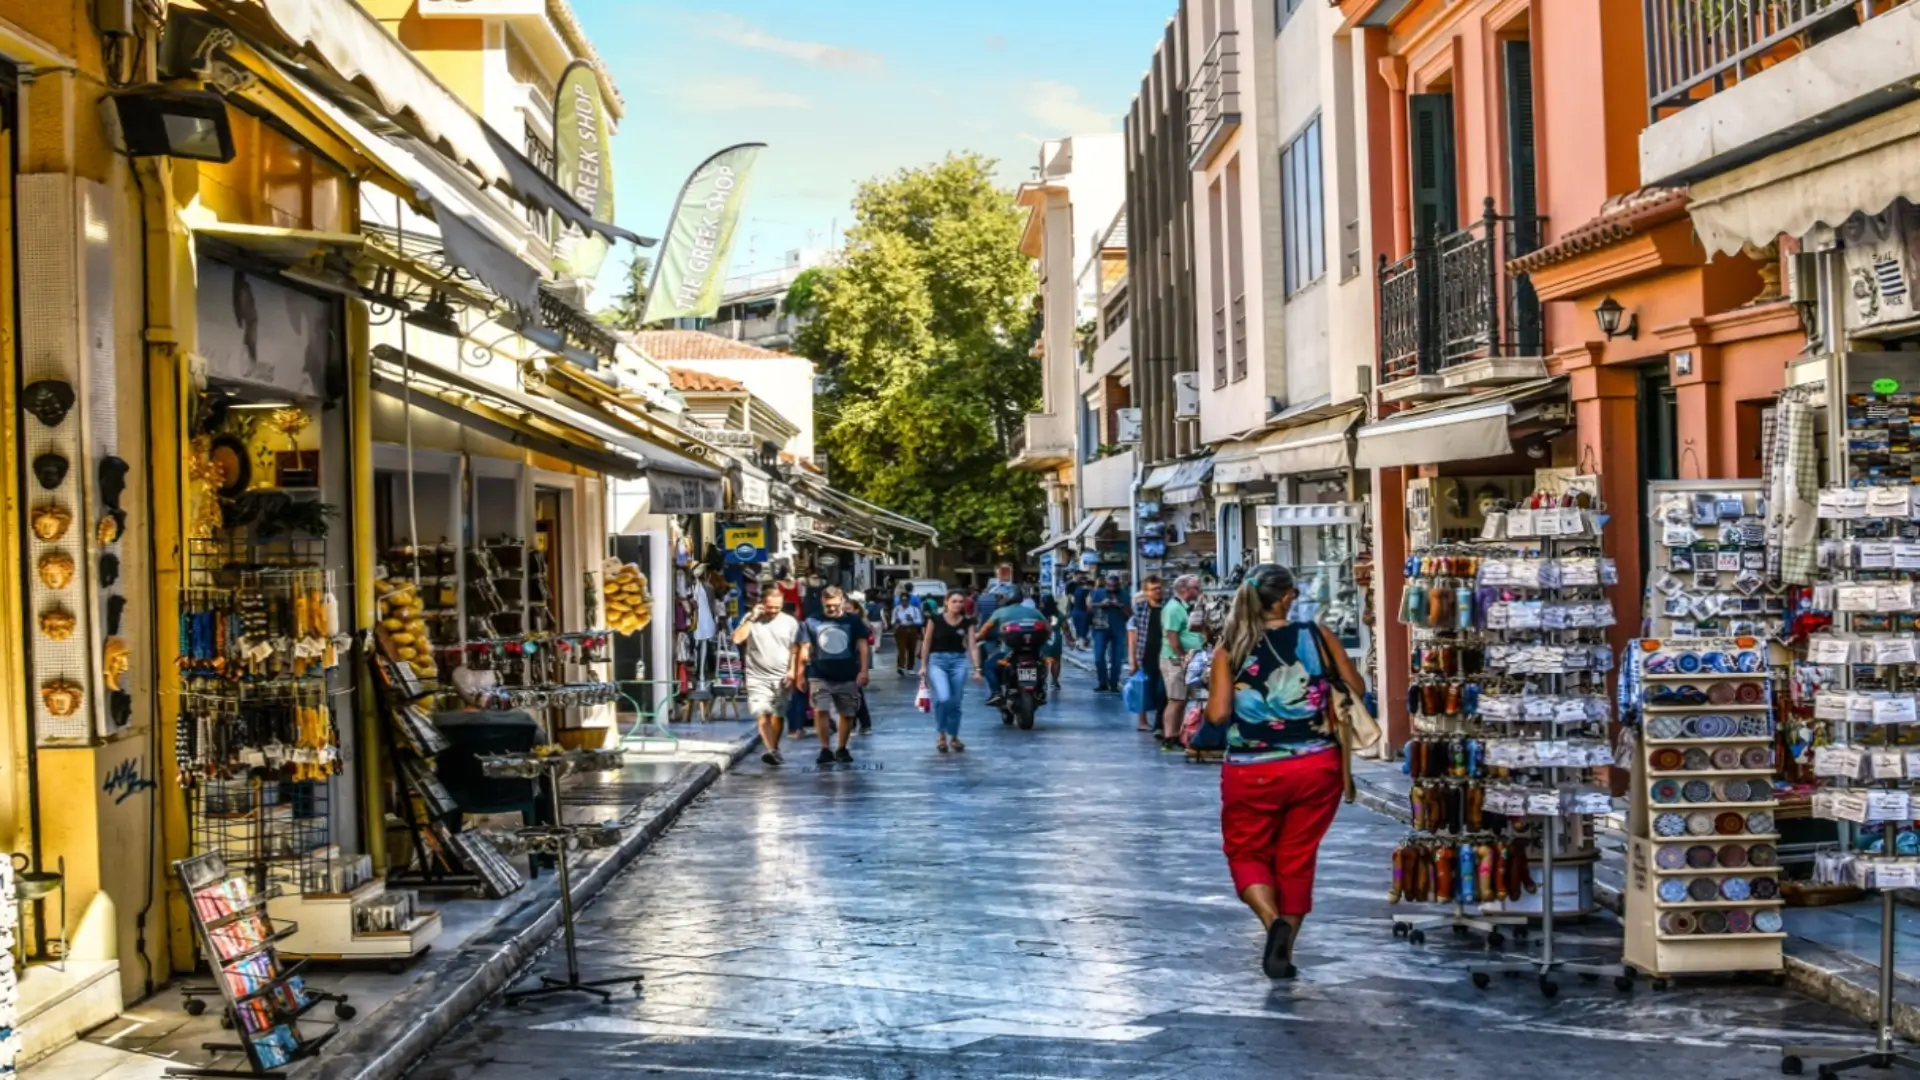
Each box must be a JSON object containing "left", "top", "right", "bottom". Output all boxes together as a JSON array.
[
  {"left": 668, "top": 74, "right": 810, "bottom": 112},
  {"left": 700, "top": 13, "right": 885, "bottom": 72},
  {"left": 1026, "top": 81, "right": 1117, "bottom": 134}
]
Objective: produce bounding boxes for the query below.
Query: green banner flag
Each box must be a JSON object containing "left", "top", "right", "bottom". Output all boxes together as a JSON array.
[
  {"left": 641, "top": 142, "right": 764, "bottom": 324},
  {"left": 552, "top": 60, "right": 613, "bottom": 280}
]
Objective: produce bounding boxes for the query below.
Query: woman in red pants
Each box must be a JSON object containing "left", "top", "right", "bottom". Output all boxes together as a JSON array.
[{"left": 1205, "top": 563, "right": 1365, "bottom": 979}]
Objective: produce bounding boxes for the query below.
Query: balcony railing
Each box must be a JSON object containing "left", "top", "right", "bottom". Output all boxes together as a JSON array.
[
  {"left": 1187, "top": 32, "right": 1241, "bottom": 167},
  {"left": 1211, "top": 304, "right": 1228, "bottom": 388},
  {"left": 1230, "top": 293, "right": 1247, "bottom": 382},
  {"left": 1377, "top": 198, "right": 1546, "bottom": 387},
  {"left": 1645, "top": 0, "right": 1893, "bottom": 119}
]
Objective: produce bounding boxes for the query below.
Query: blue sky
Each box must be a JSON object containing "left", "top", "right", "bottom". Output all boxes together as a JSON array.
[{"left": 574, "top": 0, "right": 1175, "bottom": 301}]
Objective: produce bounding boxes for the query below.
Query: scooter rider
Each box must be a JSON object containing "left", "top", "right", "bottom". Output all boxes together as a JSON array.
[{"left": 979, "top": 585, "right": 1043, "bottom": 708}]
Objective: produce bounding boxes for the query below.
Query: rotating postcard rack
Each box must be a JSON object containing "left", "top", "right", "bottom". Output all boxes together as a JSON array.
[{"left": 1460, "top": 484, "right": 1633, "bottom": 998}]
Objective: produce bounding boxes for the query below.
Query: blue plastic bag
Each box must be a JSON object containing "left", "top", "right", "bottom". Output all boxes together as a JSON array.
[{"left": 1122, "top": 669, "right": 1149, "bottom": 713}]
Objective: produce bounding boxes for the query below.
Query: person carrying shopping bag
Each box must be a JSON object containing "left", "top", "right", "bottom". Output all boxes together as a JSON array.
[{"left": 918, "top": 592, "right": 977, "bottom": 754}]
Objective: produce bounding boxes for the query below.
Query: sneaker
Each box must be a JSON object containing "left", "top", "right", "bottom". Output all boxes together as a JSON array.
[
  {"left": 985, "top": 693, "right": 1005, "bottom": 708},
  {"left": 761, "top": 752, "right": 780, "bottom": 766},
  {"left": 771, "top": 750, "right": 785, "bottom": 766},
  {"left": 835, "top": 747, "right": 854, "bottom": 764},
  {"left": 859, "top": 723, "right": 873, "bottom": 735},
  {"left": 816, "top": 748, "right": 835, "bottom": 766}
]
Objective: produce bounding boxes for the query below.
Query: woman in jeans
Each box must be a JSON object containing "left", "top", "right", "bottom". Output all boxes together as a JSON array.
[
  {"left": 918, "top": 592, "right": 977, "bottom": 753},
  {"left": 1205, "top": 564, "right": 1365, "bottom": 979}
]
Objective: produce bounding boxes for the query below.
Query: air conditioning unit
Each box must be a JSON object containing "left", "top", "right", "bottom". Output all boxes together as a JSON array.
[
  {"left": 1173, "top": 371, "right": 1200, "bottom": 419},
  {"left": 1115, "top": 408, "right": 1142, "bottom": 444}
]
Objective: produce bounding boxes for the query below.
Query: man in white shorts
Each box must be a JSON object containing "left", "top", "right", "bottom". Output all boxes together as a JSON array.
[{"left": 733, "top": 577, "right": 803, "bottom": 766}]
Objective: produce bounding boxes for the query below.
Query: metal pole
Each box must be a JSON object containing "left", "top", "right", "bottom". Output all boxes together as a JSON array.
[{"left": 552, "top": 773, "right": 582, "bottom": 986}]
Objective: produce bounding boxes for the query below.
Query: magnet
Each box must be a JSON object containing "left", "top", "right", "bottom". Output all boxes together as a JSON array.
[
  {"left": 106, "top": 594, "right": 126, "bottom": 636},
  {"left": 31, "top": 453, "right": 67, "bottom": 491},
  {"left": 100, "top": 552, "right": 119, "bottom": 588},
  {"left": 98, "top": 456, "right": 130, "bottom": 511},
  {"left": 21, "top": 380, "right": 74, "bottom": 427}
]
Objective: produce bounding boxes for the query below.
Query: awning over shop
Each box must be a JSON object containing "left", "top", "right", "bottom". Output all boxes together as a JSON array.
[
  {"left": 1163, "top": 457, "right": 1214, "bottom": 505},
  {"left": 1076, "top": 510, "right": 1114, "bottom": 548},
  {"left": 1354, "top": 378, "right": 1566, "bottom": 470},
  {"left": 795, "top": 528, "right": 869, "bottom": 553},
  {"left": 1210, "top": 438, "right": 1268, "bottom": 485},
  {"left": 1142, "top": 463, "right": 1183, "bottom": 490},
  {"left": 1261, "top": 410, "right": 1362, "bottom": 477},
  {"left": 370, "top": 365, "right": 643, "bottom": 479},
  {"left": 1026, "top": 533, "right": 1070, "bottom": 559},
  {"left": 189, "top": 221, "right": 501, "bottom": 313},
  {"left": 1687, "top": 97, "right": 1920, "bottom": 256}
]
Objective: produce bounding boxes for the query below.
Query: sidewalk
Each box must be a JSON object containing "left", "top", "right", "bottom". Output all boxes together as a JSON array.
[
  {"left": 24, "top": 724, "right": 761, "bottom": 1080},
  {"left": 1351, "top": 756, "right": 1920, "bottom": 1040}
]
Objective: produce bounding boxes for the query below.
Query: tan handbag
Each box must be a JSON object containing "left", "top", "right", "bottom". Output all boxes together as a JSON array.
[{"left": 1312, "top": 624, "right": 1378, "bottom": 805}]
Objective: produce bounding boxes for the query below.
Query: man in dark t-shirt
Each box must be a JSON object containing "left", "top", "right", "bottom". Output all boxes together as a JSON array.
[
  {"left": 798, "top": 586, "right": 871, "bottom": 765},
  {"left": 1129, "top": 576, "right": 1168, "bottom": 732}
]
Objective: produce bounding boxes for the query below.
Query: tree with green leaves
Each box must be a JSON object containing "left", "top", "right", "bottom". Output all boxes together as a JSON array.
[
  {"left": 797, "top": 154, "right": 1042, "bottom": 557},
  {"left": 597, "top": 252, "right": 654, "bottom": 331}
]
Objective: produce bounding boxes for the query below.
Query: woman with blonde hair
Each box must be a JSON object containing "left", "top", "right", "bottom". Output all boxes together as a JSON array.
[{"left": 1205, "top": 563, "right": 1367, "bottom": 979}]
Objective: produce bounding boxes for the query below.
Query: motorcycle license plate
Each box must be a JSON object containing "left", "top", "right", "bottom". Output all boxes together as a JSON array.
[{"left": 1017, "top": 664, "right": 1040, "bottom": 686}]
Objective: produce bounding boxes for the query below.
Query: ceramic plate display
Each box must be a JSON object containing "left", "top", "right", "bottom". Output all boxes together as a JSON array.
[
  {"left": 1711, "top": 747, "right": 1742, "bottom": 770},
  {"left": 1649, "top": 715, "right": 1686, "bottom": 740},
  {"left": 1748, "top": 844, "right": 1778, "bottom": 867},
  {"left": 1656, "top": 845, "right": 1689, "bottom": 870},
  {"left": 1751, "top": 876, "right": 1779, "bottom": 900},
  {"left": 1675, "top": 652, "right": 1702, "bottom": 673},
  {"left": 1708, "top": 682, "right": 1738, "bottom": 705},
  {"left": 1718, "top": 843, "right": 1749, "bottom": 868},
  {"left": 1652, "top": 748, "right": 1685, "bottom": 772},
  {"left": 1746, "top": 810, "right": 1775, "bottom": 835},
  {"left": 1682, "top": 780, "right": 1715, "bottom": 803},
  {"left": 1736, "top": 650, "right": 1763, "bottom": 672},
  {"left": 1755, "top": 910, "right": 1784, "bottom": 933},
  {"left": 1655, "top": 812, "right": 1688, "bottom": 837},
  {"left": 1736, "top": 681, "right": 1765, "bottom": 704},
  {"left": 1696, "top": 714, "right": 1733, "bottom": 738},
  {"left": 1683, "top": 747, "right": 1713, "bottom": 770},
  {"left": 1742, "top": 746, "right": 1773, "bottom": 770},
  {"left": 1660, "top": 879, "right": 1692, "bottom": 904},
  {"left": 1688, "top": 811, "right": 1719, "bottom": 836},
  {"left": 1740, "top": 716, "right": 1772, "bottom": 737},
  {"left": 1714, "top": 779, "right": 1748, "bottom": 803},
  {"left": 1699, "top": 910, "right": 1730, "bottom": 934},
  {"left": 1721, "top": 877, "right": 1752, "bottom": 901},
  {"left": 1689, "top": 877, "right": 1722, "bottom": 902},
  {"left": 1661, "top": 912, "right": 1698, "bottom": 935},
  {"left": 1715, "top": 811, "right": 1747, "bottom": 835},
  {"left": 1681, "top": 716, "right": 1702, "bottom": 737},
  {"left": 1725, "top": 909, "right": 1754, "bottom": 934},
  {"left": 1651, "top": 779, "right": 1682, "bottom": 804},
  {"left": 1686, "top": 844, "right": 1718, "bottom": 869}
]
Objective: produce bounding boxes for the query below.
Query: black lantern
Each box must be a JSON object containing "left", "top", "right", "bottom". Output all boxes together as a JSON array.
[
  {"left": 1594, "top": 296, "right": 1638, "bottom": 341},
  {"left": 403, "top": 293, "right": 462, "bottom": 338},
  {"left": 106, "top": 86, "right": 235, "bottom": 163}
]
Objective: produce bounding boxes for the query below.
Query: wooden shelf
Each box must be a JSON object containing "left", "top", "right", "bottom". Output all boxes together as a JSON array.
[
  {"left": 1644, "top": 736, "right": 1773, "bottom": 746},
  {"left": 1651, "top": 833, "right": 1779, "bottom": 843},
  {"left": 1648, "top": 768, "right": 1775, "bottom": 778},
  {"left": 1648, "top": 800, "right": 1778, "bottom": 811},
  {"left": 1657, "top": 932, "right": 1787, "bottom": 942},
  {"left": 1645, "top": 672, "right": 1767, "bottom": 682},
  {"left": 1648, "top": 866, "right": 1782, "bottom": 877},
  {"left": 1654, "top": 898, "right": 1786, "bottom": 910},
  {"left": 1642, "top": 703, "right": 1771, "bottom": 713}
]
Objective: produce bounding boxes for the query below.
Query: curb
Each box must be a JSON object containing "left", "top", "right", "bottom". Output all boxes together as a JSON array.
[{"left": 313, "top": 731, "right": 762, "bottom": 1080}]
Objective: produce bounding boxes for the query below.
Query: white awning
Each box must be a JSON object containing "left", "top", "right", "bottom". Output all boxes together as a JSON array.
[
  {"left": 1142, "top": 463, "right": 1183, "bottom": 489},
  {"left": 1261, "top": 410, "right": 1361, "bottom": 478},
  {"left": 1355, "top": 379, "right": 1563, "bottom": 470},
  {"left": 1163, "top": 457, "right": 1215, "bottom": 505},
  {"left": 1075, "top": 510, "right": 1114, "bottom": 549},
  {"left": 1688, "top": 97, "right": 1920, "bottom": 256},
  {"left": 795, "top": 528, "right": 869, "bottom": 553}
]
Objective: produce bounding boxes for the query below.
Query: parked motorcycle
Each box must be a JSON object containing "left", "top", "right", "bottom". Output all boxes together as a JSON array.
[{"left": 992, "top": 617, "right": 1051, "bottom": 730}]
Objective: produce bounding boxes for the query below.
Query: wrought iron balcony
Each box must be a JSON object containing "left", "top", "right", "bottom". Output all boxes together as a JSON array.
[
  {"left": 1645, "top": 0, "right": 1892, "bottom": 119},
  {"left": 1377, "top": 198, "right": 1547, "bottom": 400},
  {"left": 1187, "top": 32, "right": 1241, "bottom": 168}
]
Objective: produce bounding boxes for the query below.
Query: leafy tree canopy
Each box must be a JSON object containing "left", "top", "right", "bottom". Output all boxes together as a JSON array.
[
  {"left": 797, "top": 154, "right": 1042, "bottom": 556},
  {"left": 597, "top": 252, "right": 654, "bottom": 332}
]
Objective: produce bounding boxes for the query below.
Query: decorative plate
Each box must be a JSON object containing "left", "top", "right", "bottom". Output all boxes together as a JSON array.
[
  {"left": 1721, "top": 877, "right": 1752, "bottom": 901},
  {"left": 1660, "top": 879, "right": 1692, "bottom": 903},
  {"left": 1707, "top": 682, "right": 1739, "bottom": 705},
  {"left": 1715, "top": 811, "right": 1747, "bottom": 835},
  {"left": 1651, "top": 779, "right": 1682, "bottom": 804},
  {"left": 1655, "top": 813, "right": 1689, "bottom": 837},
  {"left": 1682, "top": 780, "right": 1715, "bottom": 803},
  {"left": 1689, "top": 812, "right": 1720, "bottom": 836},
  {"left": 1681, "top": 717, "right": 1703, "bottom": 738},
  {"left": 1711, "top": 747, "right": 1742, "bottom": 770},
  {"left": 1656, "top": 845, "right": 1689, "bottom": 870},
  {"left": 1746, "top": 811, "right": 1775, "bottom": 835},
  {"left": 1725, "top": 909, "right": 1754, "bottom": 934},
  {"left": 1696, "top": 714, "right": 1731, "bottom": 738},
  {"left": 1739, "top": 716, "right": 1772, "bottom": 737},
  {"left": 1751, "top": 876, "right": 1779, "bottom": 900},
  {"left": 1661, "top": 912, "right": 1697, "bottom": 935},
  {"left": 1689, "top": 877, "right": 1722, "bottom": 902},
  {"left": 210, "top": 433, "right": 252, "bottom": 499},
  {"left": 1748, "top": 844, "right": 1778, "bottom": 867},
  {"left": 1699, "top": 910, "right": 1730, "bottom": 934},
  {"left": 1717, "top": 843, "right": 1749, "bottom": 868},
  {"left": 1742, "top": 746, "right": 1773, "bottom": 771},
  {"left": 1736, "top": 650, "right": 1763, "bottom": 672},
  {"left": 1715, "top": 779, "right": 1750, "bottom": 803},
  {"left": 1649, "top": 715, "right": 1686, "bottom": 740},
  {"left": 1686, "top": 844, "right": 1718, "bottom": 869},
  {"left": 1652, "top": 748, "right": 1686, "bottom": 772},
  {"left": 1755, "top": 910, "right": 1784, "bottom": 933},
  {"left": 1683, "top": 748, "right": 1713, "bottom": 771},
  {"left": 1675, "top": 651, "right": 1702, "bottom": 673},
  {"left": 1736, "top": 682, "right": 1766, "bottom": 704}
]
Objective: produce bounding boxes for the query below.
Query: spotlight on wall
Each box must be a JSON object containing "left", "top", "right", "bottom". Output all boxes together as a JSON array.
[
  {"left": 403, "top": 293, "right": 462, "bottom": 338},
  {"left": 1594, "top": 296, "right": 1639, "bottom": 341},
  {"left": 103, "top": 86, "right": 235, "bottom": 163}
]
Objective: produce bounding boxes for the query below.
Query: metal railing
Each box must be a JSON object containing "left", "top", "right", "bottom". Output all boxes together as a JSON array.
[
  {"left": 1230, "top": 293, "right": 1248, "bottom": 382},
  {"left": 1212, "top": 304, "right": 1229, "bottom": 388},
  {"left": 1187, "top": 32, "right": 1241, "bottom": 163},
  {"left": 1645, "top": 0, "right": 1893, "bottom": 119},
  {"left": 1377, "top": 198, "right": 1547, "bottom": 386}
]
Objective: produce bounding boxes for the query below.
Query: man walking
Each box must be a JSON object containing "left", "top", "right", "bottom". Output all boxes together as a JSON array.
[
  {"left": 1128, "top": 575, "right": 1168, "bottom": 732},
  {"left": 734, "top": 579, "right": 803, "bottom": 766},
  {"left": 799, "top": 586, "right": 871, "bottom": 765},
  {"left": 1159, "top": 575, "right": 1205, "bottom": 749},
  {"left": 1068, "top": 574, "right": 1092, "bottom": 649},
  {"left": 1088, "top": 573, "right": 1126, "bottom": 692},
  {"left": 893, "top": 585, "right": 925, "bottom": 675}
]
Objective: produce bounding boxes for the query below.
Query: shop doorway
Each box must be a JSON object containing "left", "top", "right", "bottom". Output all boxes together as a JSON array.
[{"left": 1637, "top": 367, "right": 1679, "bottom": 592}]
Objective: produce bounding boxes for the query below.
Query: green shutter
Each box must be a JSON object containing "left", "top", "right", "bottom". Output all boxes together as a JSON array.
[
  {"left": 1503, "top": 41, "right": 1538, "bottom": 246},
  {"left": 1409, "top": 92, "right": 1457, "bottom": 240}
]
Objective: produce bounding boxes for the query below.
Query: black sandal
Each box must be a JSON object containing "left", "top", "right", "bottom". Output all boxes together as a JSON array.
[{"left": 1263, "top": 920, "right": 1297, "bottom": 979}]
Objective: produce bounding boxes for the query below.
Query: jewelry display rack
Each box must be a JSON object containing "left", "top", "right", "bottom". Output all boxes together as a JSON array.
[
  {"left": 1460, "top": 484, "right": 1632, "bottom": 997},
  {"left": 1390, "top": 542, "right": 1526, "bottom": 948},
  {"left": 477, "top": 748, "right": 641, "bottom": 1003}
]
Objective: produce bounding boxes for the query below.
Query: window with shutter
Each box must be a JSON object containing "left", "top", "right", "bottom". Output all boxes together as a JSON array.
[
  {"left": 1409, "top": 93, "right": 1457, "bottom": 241},
  {"left": 1503, "top": 41, "right": 1539, "bottom": 250}
]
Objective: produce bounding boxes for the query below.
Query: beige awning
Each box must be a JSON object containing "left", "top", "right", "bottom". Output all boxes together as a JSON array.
[
  {"left": 1075, "top": 510, "right": 1114, "bottom": 548},
  {"left": 1163, "top": 458, "right": 1215, "bottom": 505},
  {"left": 1688, "top": 97, "right": 1920, "bottom": 256},
  {"left": 1261, "top": 410, "right": 1361, "bottom": 478},
  {"left": 1142, "top": 463, "right": 1183, "bottom": 489},
  {"left": 1355, "top": 379, "right": 1564, "bottom": 470}
]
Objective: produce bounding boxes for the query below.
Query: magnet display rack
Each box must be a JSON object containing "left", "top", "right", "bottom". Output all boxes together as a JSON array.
[
  {"left": 1459, "top": 484, "right": 1633, "bottom": 998},
  {"left": 1777, "top": 370, "right": 1920, "bottom": 1077},
  {"left": 1389, "top": 541, "right": 1526, "bottom": 949},
  {"left": 1621, "top": 637, "right": 1785, "bottom": 988}
]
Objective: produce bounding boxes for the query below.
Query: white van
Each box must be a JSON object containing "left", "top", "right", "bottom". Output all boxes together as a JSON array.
[{"left": 896, "top": 579, "right": 948, "bottom": 602}]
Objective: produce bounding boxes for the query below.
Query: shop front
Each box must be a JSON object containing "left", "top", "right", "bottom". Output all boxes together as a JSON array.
[{"left": 1137, "top": 456, "right": 1213, "bottom": 585}]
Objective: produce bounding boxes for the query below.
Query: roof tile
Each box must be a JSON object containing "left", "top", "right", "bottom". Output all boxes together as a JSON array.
[
  {"left": 628, "top": 330, "right": 797, "bottom": 363},
  {"left": 667, "top": 367, "right": 747, "bottom": 393}
]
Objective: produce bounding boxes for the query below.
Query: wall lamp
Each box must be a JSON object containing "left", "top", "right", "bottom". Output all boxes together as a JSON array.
[
  {"left": 1594, "top": 296, "right": 1638, "bottom": 341},
  {"left": 104, "top": 86, "right": 235, "bottom": 163}
]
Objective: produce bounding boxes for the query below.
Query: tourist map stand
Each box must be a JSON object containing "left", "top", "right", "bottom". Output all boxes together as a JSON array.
[{"left": 478, "top": 748, "right": 641, "bottom": 1003}]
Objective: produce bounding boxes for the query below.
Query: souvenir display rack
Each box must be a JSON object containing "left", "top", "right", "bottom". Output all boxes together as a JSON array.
[
  {"left": 1621, "top": 638, "right": 1785, "bottom": 986},
  {"left": 477, "top": 747, "right": 642, "bottom": 1002},
  {"left": 1, "top": 856, "right": 16, "bottom": 1075},
  {"left": 1389, "top": 542, "right": 1526, "bottom": 948},
  {"left": 1644, "top": 481, "right": 1786, "bottom": 641},
  {"left": 167, "top": 853, "right": 341, "bottom": 1078},
  {"left": 1457, "top": 485, "right": 1633, "bottom": 997}
]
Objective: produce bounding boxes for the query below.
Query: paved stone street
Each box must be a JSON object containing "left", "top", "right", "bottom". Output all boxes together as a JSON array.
[{"left": 419, "top": 662, "right": 1863, "bottom": 1079}]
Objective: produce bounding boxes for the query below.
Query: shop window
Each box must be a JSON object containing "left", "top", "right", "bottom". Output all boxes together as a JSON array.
[{"left": 1262, "top": 477, "right": 1363, "bottom": 650}]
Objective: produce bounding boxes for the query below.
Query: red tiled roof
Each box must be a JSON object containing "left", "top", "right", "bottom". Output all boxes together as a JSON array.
[
  {"left": 628, "top": 330, "right": 796, "bottom": 362},
  {"left": 1507, "top": 187, "right": 1692, "bottom": 274},
  {"left": 666, "top": 366, "right": 746, "bottom": 393}
]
